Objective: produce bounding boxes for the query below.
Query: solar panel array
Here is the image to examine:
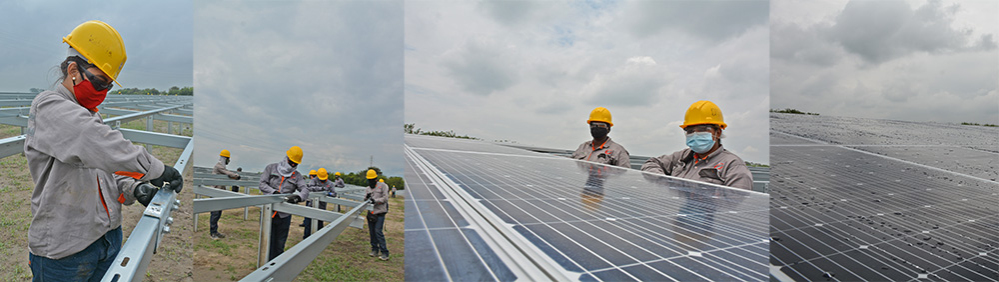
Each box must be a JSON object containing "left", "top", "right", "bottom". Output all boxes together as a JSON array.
[
  {"left": 770, "top": 113, "right": 999, "bottom": 281},
  {"left": 405, "top": 135, "right": 769, "bottom": 281}
]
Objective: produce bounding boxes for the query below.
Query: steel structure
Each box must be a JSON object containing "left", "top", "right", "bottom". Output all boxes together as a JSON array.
[
  {"left": 0, "top": 92, "right": 193, "bottom": 282},
  {"left": 192, "top": 168, "right": 372, "bottom": 281}
]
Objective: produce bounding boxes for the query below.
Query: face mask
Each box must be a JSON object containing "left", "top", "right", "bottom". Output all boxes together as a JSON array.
[
  {"left": 686, "top": 132, "right": 716, "bottom": 154},
  {"left": 368, "top": 179, "right": 378, "bottom": 188},
  {"left": 72, "top": 78, "right": 108, "bottom": 111},
  {"left": 590, "top": 126, "right": 609, "bottom": 139}
]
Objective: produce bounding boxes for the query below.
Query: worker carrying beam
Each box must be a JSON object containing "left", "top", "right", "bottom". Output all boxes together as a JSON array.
[
  {"left": 24, "top": 20, "right": 184, "bottom": 281},
  {"left": 571, "top": 107, "right": 631, "bottom": 168},
  {"left": 641, "top": 101, "right": 753, "bottom": 190},
  {"left": 211, "top": 149, "right": 241, "bottom": 239},
  {"left": 259, "top": 146, "right": 310, "bottom": 261},
  {"left": 364, "top": 169, "right": 391, "bottom": 261},
  {"left": 302, "top": 168, "right": 336, "bottom": 239}
]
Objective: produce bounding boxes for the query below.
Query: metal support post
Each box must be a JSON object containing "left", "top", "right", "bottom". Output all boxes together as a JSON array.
[
  {"left": 258, "top": 203, "right": 273, "bottom": 268},
  {"left": 310, "top": 198, "right": 318, "bottom": 235},
  {"left": 193, "top": 194, "right": 199, "bottom": 232},
  {"left": 144, "top": 116, "right": 153, "bottom": 151},
  {"left": 244, "top": 187, "right": 250, "bottom": 220}
]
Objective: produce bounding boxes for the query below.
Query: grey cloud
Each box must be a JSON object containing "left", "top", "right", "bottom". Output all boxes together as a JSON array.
[
  {"left": 194, "top": 1, "right": 404, "bottom": 176},
  {"left": 442, "top": 37, "right": 519, "bottom": 96},
  {"left": 624, "top": 0, "right": 768, "bottom": 42},
  {"left": 829, "top": 0, "right": 972, "bottom": 64}
]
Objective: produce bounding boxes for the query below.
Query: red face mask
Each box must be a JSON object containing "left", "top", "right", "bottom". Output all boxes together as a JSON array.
[{"left": 72, "top": 77, "right": 108, "bottom": 111}]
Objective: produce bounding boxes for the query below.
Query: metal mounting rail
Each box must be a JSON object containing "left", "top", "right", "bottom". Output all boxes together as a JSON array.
[
  {"left": 101, "top": 138, "right": 193, "bottom": 282},
  {"left": 193, "top": 173, "right": 372, "bottom": 281},
  {"left": 240, "top": 199, "right": 370, "bottom": 282}
]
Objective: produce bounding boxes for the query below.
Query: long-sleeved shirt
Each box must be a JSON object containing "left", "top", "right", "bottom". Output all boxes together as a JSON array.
[
  {"left": 213, "top": 160, "right": 239, "bottom": 189},
  {"left": 258, "top": 162, "right": 308, "bottom": 218},
  {"left": 570, "top": 137, "right": 631, "bottom": 168},
  {"left": 332, "top": 178, "right": 345, "bottom": 188},
  {"left": 25, "top": 86, "right": 164, "bottom": 259},
  {"left": 366, "top": 182, "right": 390, "bottom": 215},
  {"left": 640, "top": 145, "right": 753, "bottom": 190}
]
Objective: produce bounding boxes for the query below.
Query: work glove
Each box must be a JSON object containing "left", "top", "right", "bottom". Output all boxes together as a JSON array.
[
  {"left": 286, "top": 194, "right": 302, "bottom": 204},
  {"left": 364, "top": 193, "right": 371, "bottom": 202},
  {"left": 327, "top": 191, "right": 337, "bottom": 198},
  {"left": 234, "top": 174, "right": 241, "bottom": 180},
  {"left": 133, "top": 183, "right": 158, "bottom": 207},
  {"left": 150, "top": 165, "right": 183, "bottom": 193}
]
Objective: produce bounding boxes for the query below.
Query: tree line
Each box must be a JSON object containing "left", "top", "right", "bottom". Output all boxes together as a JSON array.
[
  {"left": 339, "top": 166, "right": 405, "bottom": 190},
  {"left": 110, "top": 86, "right": 193, "bottom": 96}
]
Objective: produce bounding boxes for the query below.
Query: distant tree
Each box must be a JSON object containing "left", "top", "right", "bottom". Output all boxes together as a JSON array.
[
  {"left": 403, "top": 123, "right": 477, "bottom": 139},
  {"left": 29, "top": 88, "right": 44, "bottom": 93}
]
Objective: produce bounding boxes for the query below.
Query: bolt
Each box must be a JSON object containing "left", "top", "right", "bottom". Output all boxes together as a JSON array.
[
  {"left": 166, "top": 217, "right": 174, "bottom": 225},
  {"left": 163, "top": 226, "right": 171, "bottom": 233}
]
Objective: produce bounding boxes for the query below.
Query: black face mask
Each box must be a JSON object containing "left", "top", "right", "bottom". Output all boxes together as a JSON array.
[
  {"left": 288, "top": 159, "right": 298, "bottom": 168},
  {"left": 368, "top": 179, "right": 378, "bottom": 188},
  {"left": 590, "top": 126, "right": 609, "bottom": 139},
  {"left": 224, "top": 158, "right": 230, "bottom": 165}
]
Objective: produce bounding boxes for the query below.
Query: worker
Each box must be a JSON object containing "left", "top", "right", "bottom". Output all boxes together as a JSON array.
[
  {"left": 571, "top": 107, "right": 631, "bottom": 168},
  {"left": 211, "top": 149, "right": 241, "bottom": 239},
  {"left": 641, "top": 101, "right": 753, "bottom": 190},
  {"left": 364, "top": 169, "right": 390, "bottom": 260},
  {"left": 390, "top": 185, "right": 396, "bottom": 198},
  {"left": 302, "top": 168, "right": 335, "bottom": 239},
  {"left": 332, "top": 172, "right": 345, "bottom": 188},
  {"left": 24, "top": 20, "right": 184, "bottom": 281},
  {"left": 259, "top": 146, "right": 310, "bottom": 260},
  {"left": 299, "top": 169, "right": 319, "bottom": 228}
]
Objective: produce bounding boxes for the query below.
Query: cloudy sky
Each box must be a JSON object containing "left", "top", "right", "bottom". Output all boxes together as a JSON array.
[
  {"left": 405, "top": 0, "right": 771, "bottom": 164},
  {"left": 193, "top": 1, "right": 404, "bottom": 176},
  {"left": 772, "top": 0, "right": 998, "bottom": 124},
  {"left": 0, "top": 1, "right": 193, "bottom": 92}
]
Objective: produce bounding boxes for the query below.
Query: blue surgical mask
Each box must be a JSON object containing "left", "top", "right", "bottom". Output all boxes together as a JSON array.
[{"left": 686, "top": 132, "right": 715, "bottom": 154}]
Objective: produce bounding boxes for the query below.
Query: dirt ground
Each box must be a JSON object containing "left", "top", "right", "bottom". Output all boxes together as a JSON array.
[
  {"left": 0, "top": 120, "right": 195, "bottom": 282},
  {"left": 193, "top": 193, "right": 405, "bottom": 281}
]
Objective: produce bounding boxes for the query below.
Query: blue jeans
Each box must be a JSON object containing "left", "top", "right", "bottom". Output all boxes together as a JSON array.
[
  {"left": 367, "top": 212, "right": 388, "bottom": 255},
  {"left": 29, "top": 226, "right": 122, "bottom": 282}
]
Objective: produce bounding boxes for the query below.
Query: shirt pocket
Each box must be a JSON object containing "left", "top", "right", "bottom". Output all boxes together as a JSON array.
[{"left": 697, "top": 168, "right": 725, "bottom": 185}]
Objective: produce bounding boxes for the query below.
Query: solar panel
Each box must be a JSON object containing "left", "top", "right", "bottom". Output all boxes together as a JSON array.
[
  {"left": 769, "top": 114, "right": 999, "bottom": 281},
  {"left": 405, "top": 135, "right": 769, "bottom": 281}
]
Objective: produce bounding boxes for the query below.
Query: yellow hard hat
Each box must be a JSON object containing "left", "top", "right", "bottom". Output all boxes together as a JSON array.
[
  {"left": 220, "top": 149, "right": 230, "bottom": 158},
  {"left": 286, "top": 146, "right": 303, "bottom": 164},
  {"left": 379, "top": 179, "right": 385, "bottom": 183},
  {"left": 63, "top": 20, "right": 126, "bottom": 87},
  {"left": 680, "top": 100, "right": 727, "bottom": 129},
  {"left": 365, "top": 169, "right": 378, "bottom": 179},
  {"left": 317, "top": 168, "right": 329, "bottom": 181},
  {"left": 309, "top": 170, "right": 317, "bottom": 176},
  {"left": 586, "top": 107, "right": 613, "bottom": 127},
  {"left": 335, "top": 172, "right": 341, "bottom": 176}
]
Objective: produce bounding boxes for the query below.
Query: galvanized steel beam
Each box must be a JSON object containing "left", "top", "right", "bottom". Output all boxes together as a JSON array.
[{"left": 240, "top": 200, "right": 370, "bottom": 282}]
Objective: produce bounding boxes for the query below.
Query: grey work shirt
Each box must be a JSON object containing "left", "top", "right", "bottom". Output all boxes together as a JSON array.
[
  {"left": 258, "top": 162, "right": 309, "bottom": 218},
  {"left": 307, "top": 179, "right": 335, "bottom": 195},
  {"left": 571, "top": 137, "right": 631, "bottom": 168},
  {"left": 213, "top": 160, "right": 239, "bottom": 189},
  {"left": 25, "top": 86, "right": 165, "bottom": 259},
  {"left": 641, "top": 146, "right": 753, "bottom": 190},
  {"left": 332, "top": 178, "right": 345, "bottom": 188},
  {"left": 366, "top": 182, "right": 390, "bottom": 215}
]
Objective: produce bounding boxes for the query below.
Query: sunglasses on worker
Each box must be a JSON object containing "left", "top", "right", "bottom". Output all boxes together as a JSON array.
[
  {"left": 76, "top": 64, "right": 114, "bottom": 91},
  {"left": 684, "top": 124, "right": 715, "bottom": 135}
]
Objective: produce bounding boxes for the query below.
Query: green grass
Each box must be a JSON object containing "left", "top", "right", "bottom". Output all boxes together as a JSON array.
[{"left": 961, "top": 122, "right": 998, "bottom": 127}]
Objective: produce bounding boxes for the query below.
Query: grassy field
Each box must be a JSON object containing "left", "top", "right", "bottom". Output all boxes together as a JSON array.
[
  {"left": 0, "top": 117, "right": 195, "bottom": 281},
  {"left": 193, "top": 192, "right": 405, "bottom": 281}
]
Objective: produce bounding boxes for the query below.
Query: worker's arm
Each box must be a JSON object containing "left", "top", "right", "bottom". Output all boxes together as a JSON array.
[
  {"left": 614, "top": 147, "right": 631, "bottom": 168},
  {"left": 28, "top": 95, "right": 164, "bottom": 181},
  {"left": 114, "top": 174, "right": 140, "bottom": 205},
  {"left": 218, "top": 165, "right": 240, "bottom": 180},
  {"left": 258, "top": 165, "right": 276, "bottom": 194},
  {"left": 722, "top": 160, "right": 754, "bottom": 190}
]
